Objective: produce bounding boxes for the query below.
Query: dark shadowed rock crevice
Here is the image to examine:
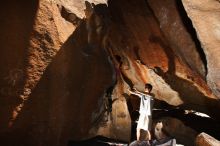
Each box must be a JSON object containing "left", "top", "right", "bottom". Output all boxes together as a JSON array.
[{"left": 59, "top": 5, "right": 82, "bottom": 26}]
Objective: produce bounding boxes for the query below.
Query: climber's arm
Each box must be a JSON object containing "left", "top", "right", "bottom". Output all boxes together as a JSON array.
[{"left": 127, "top": 88, "right": 143, "bottom": 98}]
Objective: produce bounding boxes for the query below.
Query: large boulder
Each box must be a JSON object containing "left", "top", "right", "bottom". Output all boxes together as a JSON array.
[
  {"left": 148, "top": 0, "right": 206, "bottom": 78},
  {"left": 0, "top": 0, "right": 75, "bottom": 131},
  {"left": 182, "top": 0, "right": 220, "bottom": 99},
  {"left": 0, "top": 0, "right": 112, "bottom": 145},
  {"left": 196, "top": 132, "right": 220, "bottom": 146},
  {"left": 107, "top": 0, "right": 219, "bottom": 116},
  {"left": 0, "top": 0, "right": 39, "bottom": 133}
]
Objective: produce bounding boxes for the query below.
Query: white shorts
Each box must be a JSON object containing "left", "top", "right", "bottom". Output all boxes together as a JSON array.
[{"left": 137, "top": 113, "right": 151, "bottom": 131}]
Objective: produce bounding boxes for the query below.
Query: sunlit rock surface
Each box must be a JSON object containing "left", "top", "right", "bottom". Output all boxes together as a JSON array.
[
  {"left": 148, "top": 0, "right": 206, "bottom": 78},
  {"left": 106, "top": 0, "right": 219, "bottom": 116},
  {"left": 182, "top": 0, "right": 220, "bottom": 99},
  {"left": 196, "top": 132, "right": 220, "bottom": 146}
]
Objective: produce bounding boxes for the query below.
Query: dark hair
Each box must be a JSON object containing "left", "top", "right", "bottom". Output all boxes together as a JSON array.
[{"left": 145, "top": 83, "right": 152, "bottom": 92}]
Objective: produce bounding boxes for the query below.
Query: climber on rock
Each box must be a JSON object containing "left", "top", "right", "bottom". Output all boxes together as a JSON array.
[{"left": 128, "top": 84, "right": 154, "bottom": 143}]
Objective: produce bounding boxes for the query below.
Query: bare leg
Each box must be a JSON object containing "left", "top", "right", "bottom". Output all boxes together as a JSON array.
[
  {"left": 136, "top": 128, "right": 141, "bottom": 141},
  {"left": 147, "top": 130, "right": 151, "bottom": 140}
]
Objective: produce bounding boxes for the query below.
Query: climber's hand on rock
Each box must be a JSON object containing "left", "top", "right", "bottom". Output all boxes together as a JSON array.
[{"left": 132, "top": 87, "right": 137, "bottom": 92}]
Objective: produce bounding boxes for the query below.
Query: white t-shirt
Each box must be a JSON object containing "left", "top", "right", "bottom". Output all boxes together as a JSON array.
[{"left": 138, "top": 94, "right": 152, "bottom": 115}]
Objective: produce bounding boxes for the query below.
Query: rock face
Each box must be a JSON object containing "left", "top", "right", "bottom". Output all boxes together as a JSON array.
[
  {"left": 196, "top": 132, "right": 220, "bottom": 146},
  {"left": 0, "top": 0, "right": 76, "bottom": 130},
  {"left": 148, "top": 0, "right": 206, "bottom": 78},
  {"left": 106, "top": 0, "right": 219, "bottom": 116},
  {"left": 0, "top": 0, "right": 38, "bottom": 134},
  {"left": 1, "top": 0, "right": 220, "bottom": 145},
  {"left": 182, "top": 0, "right": 220, "bottom": 99},
  {"left": 56, "top": 0, "right": 107, "bottom": 19},
  {"left": 0, "top": 0, "right": 113, "bottom": 145}
]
